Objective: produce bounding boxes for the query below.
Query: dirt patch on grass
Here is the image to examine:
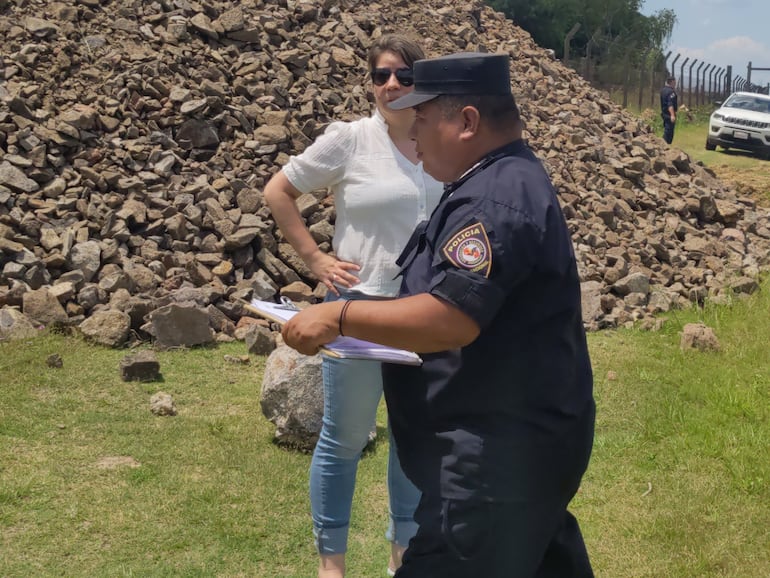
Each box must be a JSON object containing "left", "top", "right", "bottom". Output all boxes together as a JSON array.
[
  {"left": 95, "top": 456, "right": 141, "bottom": 469},
  {"left": 709, "top": 161, "right": 770, "bottom": 207}
]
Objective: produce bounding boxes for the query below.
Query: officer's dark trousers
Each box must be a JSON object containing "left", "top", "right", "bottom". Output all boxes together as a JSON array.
[
  {"left": 395, "top": 493, "right": 593, "bottom": 578},
  {"left": 662, "top": 116, "right": 676, "bottom": 144}
]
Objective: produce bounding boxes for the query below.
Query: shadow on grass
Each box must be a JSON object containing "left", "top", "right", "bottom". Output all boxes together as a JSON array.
[
  {"left": 710, "top": 148, "right": 770, "bottom": 161},
  {"left": 260, "top": 412, "right": 388, "bottom": 457}
]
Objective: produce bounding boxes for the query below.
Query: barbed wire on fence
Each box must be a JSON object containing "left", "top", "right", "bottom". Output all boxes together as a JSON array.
[{"left": 563, "top": 52, "right": 769, "bottom": 111}]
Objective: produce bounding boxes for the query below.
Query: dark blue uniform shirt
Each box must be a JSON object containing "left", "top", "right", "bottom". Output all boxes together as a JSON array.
[
  {"left": 383, "top": 139, "right": 595, "bottom": 503},
  {"left": 660, "top": 85, "right": 678, "bottom": 117}
]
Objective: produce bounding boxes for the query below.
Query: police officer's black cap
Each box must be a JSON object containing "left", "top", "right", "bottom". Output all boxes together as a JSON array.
[{"left": 389, "top": 52, "right": 511, "bottom": 110}]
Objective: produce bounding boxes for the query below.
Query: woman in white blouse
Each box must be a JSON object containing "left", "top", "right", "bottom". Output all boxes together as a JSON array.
[{"left": 264, "top": 35, "right": 443, "bottom": 578}]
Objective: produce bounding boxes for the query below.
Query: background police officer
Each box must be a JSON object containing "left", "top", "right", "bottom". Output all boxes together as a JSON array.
[
  {"left": 283, "top": 52, "right": 595, "bottom": 577},
  {"left": 660, "top": 75, "right": 678, "bottom": 144}
]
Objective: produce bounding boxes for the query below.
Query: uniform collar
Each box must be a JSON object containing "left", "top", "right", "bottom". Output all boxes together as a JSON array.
[{"left": 442, "top": 139, "right": 526, "bottom": 200}]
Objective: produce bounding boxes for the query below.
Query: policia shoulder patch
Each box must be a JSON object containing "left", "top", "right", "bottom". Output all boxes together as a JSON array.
[{"left": 441, "top": 222, "right": 492, "bottom": 277}]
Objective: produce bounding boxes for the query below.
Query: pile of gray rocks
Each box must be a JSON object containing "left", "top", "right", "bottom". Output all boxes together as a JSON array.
[{"left": 1, "top": 0, "right": 769, "bottom": 347}]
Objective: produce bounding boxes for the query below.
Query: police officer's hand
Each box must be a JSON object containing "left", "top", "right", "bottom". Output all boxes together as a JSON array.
[{"left": 282, "top": 301, "right": 342, "bottom": 355}]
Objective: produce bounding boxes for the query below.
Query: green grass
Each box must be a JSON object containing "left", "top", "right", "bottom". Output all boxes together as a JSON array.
[
  {"left": 683, "top": 122, "right": 770, "bottom": 208},
  {"left": 2, "top": 118, "right": 770, "bottom": 575},
  {"left": 0, "top": 338, "right": 391, "bottom": 577},
  {"left": 674, "top": 115, "right": 760, "bottom": 167},
  {"left": 581, "top": 290, "right": 770, "bottom": 577},
  {"left": 2, "top": 282, "right": 769, "bottom": 576}
]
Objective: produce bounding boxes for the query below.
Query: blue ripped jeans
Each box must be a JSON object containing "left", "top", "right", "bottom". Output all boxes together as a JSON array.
[{"left": 310, "top": 292, "right": 420, "bottom": 555}]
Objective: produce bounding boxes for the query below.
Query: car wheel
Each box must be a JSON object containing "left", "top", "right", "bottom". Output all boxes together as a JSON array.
[{"left": 705, "top": 141, "right": 716, "bottom": 151}]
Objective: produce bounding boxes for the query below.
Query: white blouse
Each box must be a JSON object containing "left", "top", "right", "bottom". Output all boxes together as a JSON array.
[{"left": 282, "top": 109, "right": 444, "bottom": 297}]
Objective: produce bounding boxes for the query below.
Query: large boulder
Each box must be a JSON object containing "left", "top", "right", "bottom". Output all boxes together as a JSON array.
[
  {"left": 0, "top": 307, "right": 40, "bottom": 341},
  {"left": 21, "top": 288, "right": 68, "bottom": 326},
  {"left": 79, "top": 309, "right": 131, "bottom": 347},
  {"left": 142, "top": 303, "right": 215, "bottom": 349},
  {"left": 260, "top": 345, "right": 323, "bottom": 450},
  {"left": 680, "top": 322, "right": 721, "bottom": 352}
]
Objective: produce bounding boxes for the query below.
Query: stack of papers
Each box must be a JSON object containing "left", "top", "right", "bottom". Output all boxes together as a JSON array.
[{"left": 246, "top": 298, "right": 423, "bottom": 366}]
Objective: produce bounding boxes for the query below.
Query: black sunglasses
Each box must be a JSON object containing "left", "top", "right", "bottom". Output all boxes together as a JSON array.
[{"left": 371, "top": 67, "right": 414, "bottom": 87}]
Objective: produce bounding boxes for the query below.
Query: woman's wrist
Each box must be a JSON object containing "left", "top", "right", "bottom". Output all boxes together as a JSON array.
[{"left": 300, "top": 246, "right": 325, "bottom": 267}]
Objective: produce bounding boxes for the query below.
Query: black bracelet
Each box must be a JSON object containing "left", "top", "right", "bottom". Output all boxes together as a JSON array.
[{"left": 338, "top": 300, "right": 353, "bottom": 336}]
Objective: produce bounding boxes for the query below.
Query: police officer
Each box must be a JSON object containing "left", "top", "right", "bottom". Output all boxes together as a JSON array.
[
  {"left": 283, "top": 52, "right": 595, "bottom": 577},
  {"left": 660, "top": 76, "right": 678, "bottom": 144}
]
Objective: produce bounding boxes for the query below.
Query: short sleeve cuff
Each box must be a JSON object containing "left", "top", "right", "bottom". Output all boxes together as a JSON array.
[
  {"left": 281, "top": 122, "right": 352, "bottom": 193},
  {"left": 281, "top": 162, "right": 307, "bottom": 193},
  {"left": 430, "top": 268, "right": 506, "bottom": 329}
]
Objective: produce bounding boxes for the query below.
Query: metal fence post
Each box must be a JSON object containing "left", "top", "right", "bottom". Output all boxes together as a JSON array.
[
  {"left": 670, "top": 53, "right": 680, "bottom": 77},
  {"left": 687, "top": 59, "right": 698, "bottom": 108},
  {"left": 702, "top": 64, "right": 713, "bottom": 104},
  {"left": 695, "top": 62, "right": 705, "bottom": 106},
  {"left": 679, "top": 57, "right": 689, "bottom": 105},
  {"left": 639, "top": 48, "right": 652, "bottom": 111},
  {"left": 714, "top": 68, "right": 726, "bottom": 100},
  {"left": 563, "top": 23, "right": 580, "bottom": 63},
  {"left": 652, "top": 51, "right": 671, "bottom": 108},
  {"left": 622, "top": 53, "right": 630, "bottom": 108}
]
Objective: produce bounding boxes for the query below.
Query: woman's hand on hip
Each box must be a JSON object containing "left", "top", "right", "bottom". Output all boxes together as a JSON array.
[{"left": 307, "top": 252, "right": 361, "bottom": 295}]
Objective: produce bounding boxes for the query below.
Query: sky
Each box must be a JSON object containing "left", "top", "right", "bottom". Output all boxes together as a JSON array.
[{"left": 640, "top": 0, "right": 770, "bottom": 90}]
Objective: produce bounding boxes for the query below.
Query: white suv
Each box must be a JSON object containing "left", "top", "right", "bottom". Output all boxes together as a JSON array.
[{"left": 706, "top": 91, "right": 770, "bottom": 159}]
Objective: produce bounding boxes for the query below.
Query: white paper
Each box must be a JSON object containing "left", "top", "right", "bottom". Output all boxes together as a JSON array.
[
  {"left": 246, "top": 298, "right": 299, "bottom": 325},
  {"left": 248, "top": 298, "right": 423, "bottom": 366}
]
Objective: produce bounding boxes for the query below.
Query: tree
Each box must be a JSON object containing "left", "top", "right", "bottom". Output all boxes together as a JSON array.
[
  {"left": 486, "top": 0, "right": 675, "bottom": 74},
  {"left": 487, "top": 0, "right": 581, "bottom": 56}
]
